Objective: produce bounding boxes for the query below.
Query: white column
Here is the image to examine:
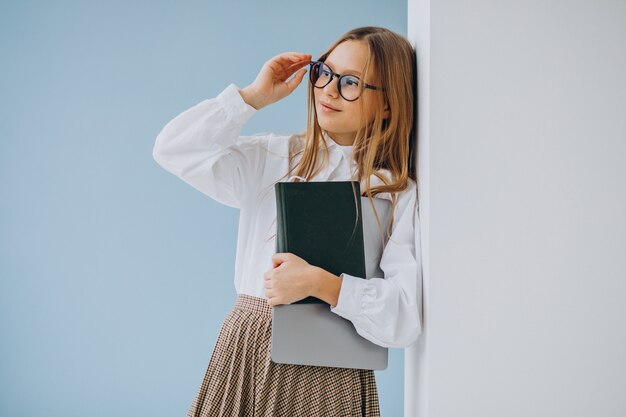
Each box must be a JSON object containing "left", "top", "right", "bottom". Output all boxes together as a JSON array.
[
  {"left": 407, "top": 0, "right": 626, "bottom": 416},
  {"left": 406, "top": 0, "right": 431, "bottom": 416}
]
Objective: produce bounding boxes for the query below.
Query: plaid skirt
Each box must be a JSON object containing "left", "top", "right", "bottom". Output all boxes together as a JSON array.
[{"left": 186, "top": 294, "right": 381, "bottom": 417}]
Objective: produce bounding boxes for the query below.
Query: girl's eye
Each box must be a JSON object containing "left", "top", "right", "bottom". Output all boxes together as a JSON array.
[{"left": 344, "top": 77, "right": 359, "bottom": 87}]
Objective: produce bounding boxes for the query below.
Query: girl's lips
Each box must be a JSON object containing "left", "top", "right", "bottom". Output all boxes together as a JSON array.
[{"left": 320, "top": 103, "right": 341, "bottom": 112}]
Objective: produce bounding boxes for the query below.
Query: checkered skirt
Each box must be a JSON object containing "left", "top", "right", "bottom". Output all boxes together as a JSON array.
[{"left": 186, "top": 293, "right": 381, "bottom": 417}]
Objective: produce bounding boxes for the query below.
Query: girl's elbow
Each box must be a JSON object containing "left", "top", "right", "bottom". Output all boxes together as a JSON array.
[
  {"left": 393, "top": 318, "right": 423, "bottom": 348},
  {"left": 363, "top": 321, "right": 422, "bottom": 349},
  {"left": 404, "top": 324, "right": 422, "bottom": 348}
]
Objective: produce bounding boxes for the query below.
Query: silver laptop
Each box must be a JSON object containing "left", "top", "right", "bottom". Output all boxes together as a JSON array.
[{"left": 270, "top": 197, "right": 391, "bottom": 370}]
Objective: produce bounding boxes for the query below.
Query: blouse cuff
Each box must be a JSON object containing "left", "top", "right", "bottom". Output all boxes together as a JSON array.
[
  {"left": 216, "top": 83, "right": 258, "bottom": 125},
  {"left": 330, "top": 273, "right": 377, "bottom": 322}
]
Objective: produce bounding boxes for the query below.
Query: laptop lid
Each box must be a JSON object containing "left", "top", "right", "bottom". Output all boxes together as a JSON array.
[{"left": 271, "top": 196, "right": 392, "bottom": 370}]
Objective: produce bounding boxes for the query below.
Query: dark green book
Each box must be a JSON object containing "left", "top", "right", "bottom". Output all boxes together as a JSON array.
[{"left": 274, "top": 180, "right": 367, "bottom": 304}]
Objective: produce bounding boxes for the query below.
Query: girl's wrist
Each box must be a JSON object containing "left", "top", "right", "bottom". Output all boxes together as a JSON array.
[
  {"left": 239, "top": 85, "right": 267, "bottom": 110},
  {"left": 309, "top": 266, "right": 343, "bottom": 308}
]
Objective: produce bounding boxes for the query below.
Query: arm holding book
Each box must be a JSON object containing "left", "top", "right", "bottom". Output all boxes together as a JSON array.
[
  {"left": 265, "top": 253, "right": 342, "bottom": 308},
  {"left": 266, "top": 181, "right": 423, "bottom": 349},
  {"left": 329, "top": 183, "right": 422, "bottom": 349}
]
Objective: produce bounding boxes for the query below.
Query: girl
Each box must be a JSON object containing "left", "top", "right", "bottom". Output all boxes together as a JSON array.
[{"left": 153, "top": 26, "right": 422, "bottom": 417}]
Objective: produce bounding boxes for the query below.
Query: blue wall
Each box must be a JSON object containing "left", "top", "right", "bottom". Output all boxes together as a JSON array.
[{"left": 0, "top": 1, "right": 407, "bottom": 416}]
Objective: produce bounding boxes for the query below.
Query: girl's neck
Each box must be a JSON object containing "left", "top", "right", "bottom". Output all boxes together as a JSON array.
[{"left": 325, "top": 131, "right": 355, "bottom": 147}]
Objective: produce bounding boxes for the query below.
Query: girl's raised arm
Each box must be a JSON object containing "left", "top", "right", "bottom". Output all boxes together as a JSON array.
[
  {"left": 152, "top": 52, "right": 311, "bottom": 208},
  {"left": 152, "top": 83, "right": 267, "bottom": 208}
]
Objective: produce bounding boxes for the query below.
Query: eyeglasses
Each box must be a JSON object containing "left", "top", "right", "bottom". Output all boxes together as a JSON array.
[{"left": 308, "top": 60, "right": 384, "bottom": 102}]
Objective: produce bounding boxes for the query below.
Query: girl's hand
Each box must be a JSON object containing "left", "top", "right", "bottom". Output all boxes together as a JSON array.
[
  {"left": 240, "top": 52, "right": 312, "bottom": 110},
  {"left": 264, "top": 252, "right": 316, "bottom": 307}
]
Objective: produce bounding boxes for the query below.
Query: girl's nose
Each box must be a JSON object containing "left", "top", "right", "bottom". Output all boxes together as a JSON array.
[{"left": 322, "top": 77, "right": 340, "bottom": 98}]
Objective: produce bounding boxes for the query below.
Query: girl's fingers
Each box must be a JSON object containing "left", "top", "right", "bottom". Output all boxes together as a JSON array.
[
  {"left": 274, "top": 52, "right": 310, "bottom": 61},
  {"left": 282, "top": 52, "right": 312, "bottom": 58},
  {"left": 286, "top": 61, "right": 310, "bottom": 72},
  {"left": 271, "top": 58, "right": 309, "bottom": 80},
  {"left": 276, "top": 57, "right": 310, "bottom": 69},
  {"left": 286, "top": 60, "right": 310, "bottom": 69},
  {"left": 250, "top": 52, "right": 312, "bottom": 105},
  {"left": 285, "top": 68, "right": 307, "bottom": 92},
  {"left": 273, "top": 52, "right": 312, "bottom": 65}
]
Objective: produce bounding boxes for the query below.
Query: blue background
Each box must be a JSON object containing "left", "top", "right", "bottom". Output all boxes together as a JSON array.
[{"left": 0, "top": 1, "right": 407, "bottom": 415}]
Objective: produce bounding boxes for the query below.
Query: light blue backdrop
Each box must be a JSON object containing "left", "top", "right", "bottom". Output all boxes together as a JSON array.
[{"left": 0, "top": 1, "right": 407, "bottom": 416}]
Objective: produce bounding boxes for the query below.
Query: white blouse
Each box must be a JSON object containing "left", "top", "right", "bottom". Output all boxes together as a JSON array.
[{"left": 152, "top": 83, "right": 423, "bottom": 349}]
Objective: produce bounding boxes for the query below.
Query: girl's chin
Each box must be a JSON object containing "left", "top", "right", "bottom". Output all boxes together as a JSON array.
[{"left": 318, "top": 119, "right": 343, "bottom": 129}]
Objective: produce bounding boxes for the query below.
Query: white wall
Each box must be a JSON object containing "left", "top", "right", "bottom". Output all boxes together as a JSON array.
[
  {"left": 406, "top": 0, "right": 430, "bottom": 416},
  {"left": 407, "top": 1, "right": 626, "bottom": 416}
]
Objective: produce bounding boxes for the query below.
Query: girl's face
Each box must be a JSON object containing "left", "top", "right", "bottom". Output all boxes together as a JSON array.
[{"left": 314, "top": 40, "right": 389, "bottom": 146}]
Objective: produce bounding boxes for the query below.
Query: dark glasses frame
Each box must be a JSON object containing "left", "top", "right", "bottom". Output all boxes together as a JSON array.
[{"left": 308, "top": 60, "right": 385, "bottom": 101}]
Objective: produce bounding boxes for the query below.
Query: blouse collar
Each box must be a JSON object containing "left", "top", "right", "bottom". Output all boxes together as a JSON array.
[
  {"left": 313, "top": 133, "right": 393, "bottom": 201},
  {"left": 323, "top": 131, "right": 353, "bottom": 150}
]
